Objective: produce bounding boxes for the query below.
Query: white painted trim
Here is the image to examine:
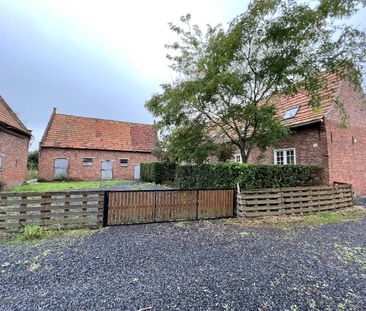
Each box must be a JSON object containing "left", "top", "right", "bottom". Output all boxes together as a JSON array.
[
  {"left": 274, "top": 148, "right": 296, "bottom": 165},
  {"left": 119, "top": 158, "right": 129, "bottom": 167},
  {"left": 233, "top": 153, "right": 242, "bottom": 163}
]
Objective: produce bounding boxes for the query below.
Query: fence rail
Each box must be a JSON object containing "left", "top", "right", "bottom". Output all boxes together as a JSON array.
[
  {"left": 0, "top": 191, "right": 104, "bottom": 231},
  {"left": 0, "top": 184, "right": 354, "bottom": 231},
  {"left": 107, "top": 189, "right": 235, "bottom": 225},
  {"left": 237, "top": 184, "right": 353, "bottom": 218}
]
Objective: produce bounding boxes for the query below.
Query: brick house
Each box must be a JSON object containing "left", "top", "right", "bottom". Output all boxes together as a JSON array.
[
  {"left": 223, "top": 73, "right": 366, "bottom": 195},
  {"left": 0, "top": 96, "right": 32, "bottom": 188},
  {"left": 38, "top": 109, "right": 158, "bottom": 181}
]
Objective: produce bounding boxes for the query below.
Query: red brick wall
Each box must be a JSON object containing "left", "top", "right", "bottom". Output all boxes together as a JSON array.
[
  {"left": 247, "top": 123, "right": 330, "bottom": 182},
  {"left": 38, "top": 148, "right": 157, "bottom": 181},
  {"left": 0, "top": 130, "right": 30, "bottom": 188},
  {"left": 325, "top": 80, "right": 366, "bottom": 195}
]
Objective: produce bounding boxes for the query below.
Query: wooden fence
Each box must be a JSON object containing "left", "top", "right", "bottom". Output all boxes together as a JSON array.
[
  {"left": 106, "top": 189, "right": 235, "bottom": 225},
  {"left": 0, "top": 191, "right": 104, "bottom": 231},
  {"left": 237, "top": 184, "right": 353, "bottom": 218}
]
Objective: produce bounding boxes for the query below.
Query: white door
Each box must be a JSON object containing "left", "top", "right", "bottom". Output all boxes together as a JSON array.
[
  {"left": 101, "top": 160, "right": 113, "bottom": 180},
  {"left": 54, "top": 158, "right": 68, "bottom": 180},
  {"left": 134, "top": 164, "right": 141, "bottom": 180}
]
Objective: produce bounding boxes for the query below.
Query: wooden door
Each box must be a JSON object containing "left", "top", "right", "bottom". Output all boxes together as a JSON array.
[
  {"left": 54, "top": 158, "right": 68, "bottom": 180},
  {"left": 101, "top": 160, "right": 113, "bottom": 180}
]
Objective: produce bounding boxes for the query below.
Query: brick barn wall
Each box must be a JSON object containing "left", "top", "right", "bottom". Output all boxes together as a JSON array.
[
  {"left": 38, "top": 148, "right": 157, "bottom": 181},
  {"left": 0, "top": 130, "right": 30, "bottom": 188},
  {"left": 247, "top": 123, "right": 330, "bottom": 182},
  {"left": 325, "top": 80, "right": 366, "bottom": 195}
]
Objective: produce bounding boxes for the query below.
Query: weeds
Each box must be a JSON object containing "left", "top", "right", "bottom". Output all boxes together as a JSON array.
[
  {"left": 336, "top": 244, "right": 366, "bottom": 269},
  {"left": 17, "top": 224, "right": 50, "bottom": 241}
]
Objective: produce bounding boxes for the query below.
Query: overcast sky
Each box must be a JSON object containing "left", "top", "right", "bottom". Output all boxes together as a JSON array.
[{"left": 0, "top": 0, "right": 365, "bottom": 150}]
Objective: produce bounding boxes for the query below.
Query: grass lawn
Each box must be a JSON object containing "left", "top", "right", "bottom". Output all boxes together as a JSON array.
[{"left": 10, "top": 180, "right": 130, "bottom": 192}]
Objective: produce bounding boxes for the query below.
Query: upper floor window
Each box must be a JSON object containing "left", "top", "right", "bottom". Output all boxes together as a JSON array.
[
  {"left": 274, "top": 148, "right": 296, "bottom": 165},
  {"left": 283, "top": 106, "right": 300, "bottom": 120},
  {"left": 83, "top": 158, "right": 93, "bottom": 166}
]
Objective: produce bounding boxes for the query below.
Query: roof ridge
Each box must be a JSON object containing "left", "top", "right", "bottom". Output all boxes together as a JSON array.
[{"left": 56, "top": 112, "right": 155, "bottom": 127}]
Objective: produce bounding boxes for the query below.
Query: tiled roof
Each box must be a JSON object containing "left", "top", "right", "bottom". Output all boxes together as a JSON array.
[
  {"left": 273, "top": 72, "right": 342, "bottom": 127},
  {"left": 0, "top": 96, "right": 31, "bottom": 136},
  {"left": 41, "top": 113, "right": 158, "bottom": 152}
]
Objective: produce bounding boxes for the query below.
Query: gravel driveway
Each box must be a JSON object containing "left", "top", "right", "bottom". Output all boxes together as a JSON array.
[{"left": 1, "top": 218, "right": 366, "bottom": 310}]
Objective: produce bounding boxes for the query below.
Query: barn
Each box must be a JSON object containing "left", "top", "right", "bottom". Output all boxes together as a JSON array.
[
  {"left": 38, "top": 109, "right": 157, "bottom": 181},
  {"left": 0, "top": 96, "right": 32, "bottom": 188}
]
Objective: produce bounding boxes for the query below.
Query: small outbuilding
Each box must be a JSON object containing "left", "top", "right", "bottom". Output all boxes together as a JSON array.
[
  {"left": 38, "top": 109, "right": 158, "bottom": 181},
  {"left": 0, "top": 96, "right": 32, "bottom": 188}
]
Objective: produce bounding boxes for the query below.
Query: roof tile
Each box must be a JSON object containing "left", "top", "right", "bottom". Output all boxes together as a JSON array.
[
  {"left": 0, "top": 96, "right": 31, "bottom": 135},
  {"left": 41, "top": 114, "right": 158, "bottom": 152}
]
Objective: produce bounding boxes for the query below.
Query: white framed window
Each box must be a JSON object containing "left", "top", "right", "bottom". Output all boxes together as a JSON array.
[
  {"left": 83, "top": 158, "right": 93, "bottom": 166},
  {"left": 274, "top": 148, "right": 296, "bottom": 165},
  {"left": 234, "top": 154, "right": 242, "bottom": 163},
  {"left": 120, "top": 158, "right": 128, "bottom": 167}
]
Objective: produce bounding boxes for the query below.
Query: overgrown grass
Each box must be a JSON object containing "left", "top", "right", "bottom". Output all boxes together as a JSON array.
[
  {"left": 0, "top": 224, "right": 96, "bottom": 244},
  {"left": 11, "top": 179, "right": 130, "bottom": 192},
  {"left": 226, "top": 207, "right": 366, "bottom": 229},
  {"left": 27, "top": 169, "right": 38, "bottom": 180}
]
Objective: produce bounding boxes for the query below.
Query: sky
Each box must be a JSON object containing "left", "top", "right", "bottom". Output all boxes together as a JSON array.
[{"left": 0, "top": 0, "right": 365, "bottom": 150}]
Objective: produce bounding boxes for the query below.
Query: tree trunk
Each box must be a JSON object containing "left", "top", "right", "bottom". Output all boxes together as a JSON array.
[{"left": 240, "top": 148, "right": 248, "bottom": 163}]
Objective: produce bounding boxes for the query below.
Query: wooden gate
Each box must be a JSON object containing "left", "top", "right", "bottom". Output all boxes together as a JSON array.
[{"left": 105, "top": 189, "right": 235, "bottom": 225}]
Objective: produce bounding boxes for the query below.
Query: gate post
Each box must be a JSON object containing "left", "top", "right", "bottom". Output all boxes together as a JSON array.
[{"left": 102, "top": 191, "right": 109, "bottom": 227}]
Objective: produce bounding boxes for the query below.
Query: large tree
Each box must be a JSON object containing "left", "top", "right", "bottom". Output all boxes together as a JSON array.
[{"left": 146, "top": 0, "right": 366, "bottom": 164}]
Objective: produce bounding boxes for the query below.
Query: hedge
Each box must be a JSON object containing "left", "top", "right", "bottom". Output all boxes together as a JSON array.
[
  {"left": 175, "top": 163, "right": 323, "bottom": 190},
  {"left": 140, "top": 162, "right": 176, "bottom": 184}
]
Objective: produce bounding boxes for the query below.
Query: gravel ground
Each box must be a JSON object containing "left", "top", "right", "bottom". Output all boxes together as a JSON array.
[
  {"left": 1, "top": 218, "right": 366, "bottom": 311},
  {"left": 355, "top": 196, "right": 366, "bottom": 207}
]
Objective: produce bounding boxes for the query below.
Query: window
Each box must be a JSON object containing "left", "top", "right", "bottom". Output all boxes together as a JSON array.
[
  {"left": 120, "top": 158, "right": 128, "bottom": 167},
  {"left": 234, "top": 154, "right": 242, "bottom": 163},
  {"left": 0, "top": 155, "right": 3, "bottom": 171},
  {"left": 274, "top": 148, "right": 296, "bottom": 165},
  {"left": 283, "top": 106, "right": 300, "bottom": 120},
  {"left": 83, "top": 158, "right": 93, "bottom": 166}
]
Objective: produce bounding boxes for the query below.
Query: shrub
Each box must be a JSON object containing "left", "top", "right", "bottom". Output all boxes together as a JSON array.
[
  {"left": 140, "top": 162, "right": 176, "bottom": 184},
  {"left": 175, "top": 163, "right": 323, "bottom": 190}
]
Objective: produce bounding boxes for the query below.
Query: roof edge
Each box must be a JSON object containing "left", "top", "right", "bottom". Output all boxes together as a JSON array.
[
  {"left": 39, "top": 145, "right": 154, "bottom": 154},
  {"left": 289, "top": 119, "right": 322, "bottom": 129},
  {"left": 40, "top": 107, "right": 57, "bottom": 146},
  {"left": 0, "top": 95, "right": 32, "bottom": 135},
  {"left": 55, "top": 112, "right": 155, "bottom": 127}
]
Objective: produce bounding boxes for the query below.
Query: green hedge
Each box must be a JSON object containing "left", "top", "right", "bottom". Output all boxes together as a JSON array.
[
  {"left": 140, "top": 162, "right": 176, "bottom": 184},
  {"left": 175, "top": 163, "right": 323, "bottom": 190}
]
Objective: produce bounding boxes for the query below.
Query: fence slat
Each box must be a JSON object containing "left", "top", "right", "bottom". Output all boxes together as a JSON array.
[
  {"left": 237, "top": 185, "right": 353, "bottom": 218},
  {"left": 0, "top": 190, "right": 104, "bottom": 232}
]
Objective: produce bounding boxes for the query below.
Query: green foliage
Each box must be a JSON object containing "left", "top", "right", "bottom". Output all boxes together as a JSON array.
[
  {"left": 146, "top": 0, "right": 366, "bottom": 164},
  {"left": 140, "top": 162, "right": 176, "bottom": 184},
  {"left": 28, "top": 151, "right": 39, "bottom": 170},
  {"left": 214, "top": 143, "right": 236, "bottom": 162},
  {"left": 175, "top": 163, "right": 323, "bottom": 190},
  {"left": 18, "top": 224, "right": 49, "bottom": 241}
]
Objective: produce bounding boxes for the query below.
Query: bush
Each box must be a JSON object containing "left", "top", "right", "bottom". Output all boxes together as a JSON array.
[
  {"left": 140, "top": 162, "right": 176, "bottom": 184},
  {"left": 175, "top": 163, "right": 323, "bottom": 190}
]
